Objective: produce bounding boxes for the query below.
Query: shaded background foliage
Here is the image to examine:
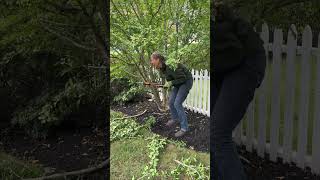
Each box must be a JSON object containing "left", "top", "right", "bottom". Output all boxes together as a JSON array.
[
  {"left": 0, "top": 0, "right": 108, "bottom": 138},
  {"left": 224, "top": 0, "right": 320, "bottom": 45}
]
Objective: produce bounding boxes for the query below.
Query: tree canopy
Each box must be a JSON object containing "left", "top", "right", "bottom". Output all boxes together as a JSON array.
[{"left": 111, "top": 0, "right": 209, "bottom": 110}]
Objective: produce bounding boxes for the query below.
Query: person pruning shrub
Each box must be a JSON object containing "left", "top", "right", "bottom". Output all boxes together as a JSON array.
[
  {"left": 211, "top": 1, "right": 266, "bottom": 180},
  {"left": 148, "top": 52, "right": 193, "bottom": 137}
]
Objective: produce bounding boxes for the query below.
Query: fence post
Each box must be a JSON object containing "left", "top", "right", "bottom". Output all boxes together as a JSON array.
[{"left": 297, "top": 26, "right": 312, "bottom": 168}]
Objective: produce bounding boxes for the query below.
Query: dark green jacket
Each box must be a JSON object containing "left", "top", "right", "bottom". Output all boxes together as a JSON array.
[{"left": 160, "top": 63, "right": 192, "bottom": 86}]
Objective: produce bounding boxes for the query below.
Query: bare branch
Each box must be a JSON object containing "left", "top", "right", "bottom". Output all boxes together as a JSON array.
[
  {"left": 24, "top": 158, "right": 109, "bottom": 180},
  {"left": 39, "top": 18, "right": 98, "bottom": 28},
  {"left": 41, "top": 25, "right": 96, "bottom": 51},
  {"left": 148, "top": 0, "right": 164, "bottom": 25}
]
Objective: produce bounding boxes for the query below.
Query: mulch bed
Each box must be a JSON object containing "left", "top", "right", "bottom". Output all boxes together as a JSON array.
[
  {"left": 112, "top": 100, "right": 210, "bottom": 152},
  {"left": 112, "top": 100, "right": 320, "bottom": 180},
  {"left": 0, "top": 123, "right": 106, "bottom": 177}
]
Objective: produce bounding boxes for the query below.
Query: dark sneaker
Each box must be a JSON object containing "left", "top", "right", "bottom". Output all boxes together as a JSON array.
[
  {"left": 165, "top": 119, "right": 177, "bottom": 127},
  {"left": 174, "top": 129, "right": 187, "bottom": 137}
]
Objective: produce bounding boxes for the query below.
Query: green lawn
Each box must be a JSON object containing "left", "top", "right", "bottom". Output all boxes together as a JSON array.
[
  {"left": 0, "top": 152, "right": 44, "bottom": 179},
  {"left": 111, "top": 138, "right": 209, "bottom": 179},
  {"left": 241, "top": 55, "right": 318, "bottom": 155},
  {"left": 110, "top": 111, "right": 210, "bottom": 179}
]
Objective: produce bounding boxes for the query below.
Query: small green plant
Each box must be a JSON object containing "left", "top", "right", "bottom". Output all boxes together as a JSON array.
[
  {"left": 110, "top": 111, "right": 144, "bottom": 142},
  {"left": 141, "top": 134, "right": 167, "bottom": 179},
  {"left": 113, "top": 85, "right": 146, "bottom": 104},
  {"left": 143, "top": 116, "right": 156, "bottom": 130},
  {"left": 167, "top": 139, "right": 187, "bottom": 148},
  {"left": 11, "top": 79, "right": 89, "bottom": 138},
  {"left": 165, "top": 157, "right": 210, "bottom": 180}
]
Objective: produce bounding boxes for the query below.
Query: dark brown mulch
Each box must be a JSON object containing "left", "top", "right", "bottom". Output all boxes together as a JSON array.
[
  {"left": 0, "top": 124, "right": 106, "bottom": 176},
  {"left": 112, "top": 100, "right": 210, "bottom": 152},
  {"left": 112, "top": 100, "right": 320, "bottom": 180}
]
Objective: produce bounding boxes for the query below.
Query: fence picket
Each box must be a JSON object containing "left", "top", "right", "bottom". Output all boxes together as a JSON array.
[
  {"left": 199, "top": 70, "right": 204, "bottom": 114},
  {"left": 190, "top": 69, "right": 195, "bottom": 112},
  {"left": 257, "top": 23, "right": 269, "bottom": 157},
  {"left": 311, "top": 32, "right": 320, "bottom": 174},
  {"left": 246, "top": 101, "right": 255, "bottom": 152},
  {"left": 195, "top": 70, "right": 199, "bottom": 113},
  {"left": 234, "top": 121, "right": 242, "bottom": 144},
  {"left": 270, "top": 28, "right": 283, "bottom": 161},
  {"left": 203, "top": 70, "right": 209, "bottom": 115},
  {"left": 283, "top": 25, "right": 298, "bottom": 163},
  {"left": 297, "top": 26, "right": 312, "bottom": 168}
]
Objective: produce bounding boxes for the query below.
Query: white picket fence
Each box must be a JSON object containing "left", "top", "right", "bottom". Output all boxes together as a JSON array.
[
  {"left": 183, "top": 69, "right": 211, "bottom": 117},
  {"left": 158, "top": 69, "right": 211, "bottom": 117},
  {"left": 232, "top": 23, "right": 320, "bottom": 174}
]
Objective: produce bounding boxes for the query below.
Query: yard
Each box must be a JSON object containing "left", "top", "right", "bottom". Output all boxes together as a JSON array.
[
  {"left": 110, "top": 98, "right": 319, "bottom": 179},
  {"left": 110, "top": 109, "right": 210, "bottom": 179}
]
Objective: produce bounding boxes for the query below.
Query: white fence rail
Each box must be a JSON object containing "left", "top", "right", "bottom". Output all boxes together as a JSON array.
[{"left": 233, "top": 23, "right": 320, "bottom": 174}]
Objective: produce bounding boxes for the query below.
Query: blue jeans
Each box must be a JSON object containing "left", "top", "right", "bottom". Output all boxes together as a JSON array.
[
  {"left": 211, "top": 53, "right": 266, "bottom": 180},
  {"left": 168, "top": 79, "right": 193, "bottom": 131}
]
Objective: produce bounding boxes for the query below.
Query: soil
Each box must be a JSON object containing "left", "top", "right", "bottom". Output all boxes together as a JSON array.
[
  {"left": 112, "top": 100, "right": 320, "bottom": 180},
  {"left": 0, "top": 122, "right": 107, "bottom": 178},
  {"left": 112, "top": 100, "right": 210, "bottom": 152}
]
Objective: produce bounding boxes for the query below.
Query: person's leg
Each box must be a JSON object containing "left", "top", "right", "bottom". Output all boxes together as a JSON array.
[
  {"left": 174, "top": 79, "right": 193, "bottom": 131},
  {"left": 210, "top": 75, "right": 223, "bottom": 180},
  {"left": 212, "top": 66, "right": 262, "bottom": 180},
  {"left": 168, "top": 86, "right": 179, "bottom": 122}
]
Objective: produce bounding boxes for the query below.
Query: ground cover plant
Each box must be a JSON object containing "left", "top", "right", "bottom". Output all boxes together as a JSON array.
[{"left": 110, "top": 110, "right": 210, "bottom": 179}]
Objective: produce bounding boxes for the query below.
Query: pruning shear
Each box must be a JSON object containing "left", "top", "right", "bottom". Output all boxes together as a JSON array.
[{"left": 138, "top": 81, "right": 164, "bottom": 88}]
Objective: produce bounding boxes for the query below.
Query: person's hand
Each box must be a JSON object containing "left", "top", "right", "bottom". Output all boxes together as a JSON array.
[
  {"left": 144, "top": 81, "right": 151, "bottom": 86},
  {"left": 163, "top": 81, "right": 172, "bottom": 89}
]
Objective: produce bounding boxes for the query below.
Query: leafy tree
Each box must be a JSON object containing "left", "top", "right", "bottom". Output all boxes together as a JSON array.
[{"left": 111, "top": 0, "right": 209, "bottom": 110}]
